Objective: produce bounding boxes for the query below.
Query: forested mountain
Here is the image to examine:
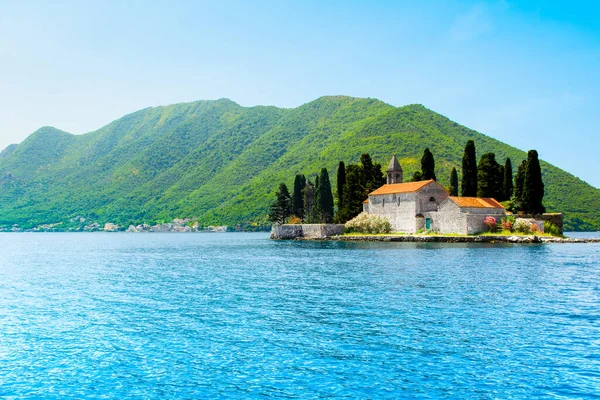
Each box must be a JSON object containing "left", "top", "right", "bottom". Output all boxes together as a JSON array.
[{"left": 1, "top": 96, "right": 598, "bottom": 231}]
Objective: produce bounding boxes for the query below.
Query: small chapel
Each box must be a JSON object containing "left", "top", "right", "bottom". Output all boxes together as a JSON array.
[{"left": 362, "top": 155, "right": 506, "bottom": 234}]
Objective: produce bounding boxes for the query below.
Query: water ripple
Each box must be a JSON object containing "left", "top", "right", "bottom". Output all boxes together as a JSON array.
[{"left": 0, "top": 233, "right": 599, "bottom": 398}]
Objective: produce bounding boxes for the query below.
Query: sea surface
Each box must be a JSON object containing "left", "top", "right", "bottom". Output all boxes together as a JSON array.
[{"left": 1, "top": 233, "right": 599, "bottom": 399}]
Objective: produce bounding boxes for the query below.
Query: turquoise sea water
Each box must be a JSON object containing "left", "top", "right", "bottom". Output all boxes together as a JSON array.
[{"left": 1, "top": 233, "right": 599, "bottom": 399}]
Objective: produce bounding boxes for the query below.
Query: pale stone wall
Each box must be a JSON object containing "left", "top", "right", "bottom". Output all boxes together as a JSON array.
[
  {"left": 415, "top": 216, "right": 426, "bottom": 232},
  {"left": 435, "top": 199, "right": 506, "bottom": 234},
  {"left": 465, "top": 208, "right": 506, "bottom": 234},
  {"left": 367, "top": 192, "right": 417, "bottom": 232},
  {"left": 366, "top": 182, "right": 449, "bottom": 233},
  {"left": 436, "top": 201, "right": 468, "bottom": 234},
  {"left": 302, "top": 224, "right": 346, "bottom": 238},
  {"left": 517, "top": 213, "right": 562, "bottom": 233},
  {"left": 270, "top": 224, "right": 345, "bottom": 239},
  {"left": 415, "top": 183, "right": 449, "bottom": 213}
]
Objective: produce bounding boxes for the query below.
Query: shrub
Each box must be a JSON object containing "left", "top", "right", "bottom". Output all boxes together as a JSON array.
[
  {"left": 287, "top": 215, "right": 302, "bottom": 224},
  {"left": 544, "top": 221, "right": 562, "bottom": 237},
  {"left": 501, "top": 215, "right": 515, "bottom": 232},
  {"left": 514, "top": 218, "right": 534, "bottom": 234},
  {"left": 345, "top": 212, "right": 392, "bottom": 234},
  {"left": 484, "top": 216, "right": 497, "bottom": 232}
]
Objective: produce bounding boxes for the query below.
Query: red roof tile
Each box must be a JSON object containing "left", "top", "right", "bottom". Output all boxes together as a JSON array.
[
  {"left": 368, "top": 180, "right": 447, "bottom": 195},
  {"left": 448, "top": 196, "right": 504, "bottom": 209}
]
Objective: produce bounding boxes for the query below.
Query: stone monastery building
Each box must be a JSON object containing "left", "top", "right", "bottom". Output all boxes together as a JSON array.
[{"left": 362, "top": 155, "right": 506, "bottom": 234}]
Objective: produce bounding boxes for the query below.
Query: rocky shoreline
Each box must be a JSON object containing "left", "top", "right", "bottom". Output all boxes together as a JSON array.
[{"left": 318, "top": 235, "right": 600, "bottom": 244}]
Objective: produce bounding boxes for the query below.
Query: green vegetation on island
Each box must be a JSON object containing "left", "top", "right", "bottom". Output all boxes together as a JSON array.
[{"left": 0, "top": 96, "right": 599, "bottom": 231}]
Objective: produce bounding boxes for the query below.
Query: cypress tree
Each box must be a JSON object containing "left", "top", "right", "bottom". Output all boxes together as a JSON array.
[
  {"left": 449, "top": 167, "right": 459, "bottom": 196},
  {"left": 514, "top": 160, "right": 527, "bottom": 211},
  {"left": 338, "top": 164, "right": 366, "bottom": 222},
  {"left": 312, "top": 175, "right": 321, "bottom": 222},
  {"left": 503, "top": 158, "right": 513, "bottom": 202},
  {"left": 336, "top": 161, "right": 346, "bottom": 212},
  {"left": 292, "top": 174, "right": 306, "bottom": 219},
  {"left": 420, "top": 148, "right": 436, "bottom": 181},
  {"left": 268, "top": 183, "right": 292, "bottom": 224},
  {"left": 303, "top": 180, "right": 315, "bottom": 223},
  {"left": 523, "top": 150, "right": 545, "bottom": 214},
  {"left": 499, "top": 164, "right": 506, "bottom": 199},
  {"left": 461, "top": 140, "right": 477, "bottom": 197},
  {"left": 360, "top": 153, "right": 385, "bottom": 193},
  {"left": 317, "top": 168, "right": 334, "bottom": 223},
  {"left": 477, "top": 153, "right": 503, "bottom": 199}
]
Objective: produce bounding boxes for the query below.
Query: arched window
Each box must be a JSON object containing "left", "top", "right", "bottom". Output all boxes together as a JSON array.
[{"left": 429, "top": 197, "right": 436, "bottom": 202}]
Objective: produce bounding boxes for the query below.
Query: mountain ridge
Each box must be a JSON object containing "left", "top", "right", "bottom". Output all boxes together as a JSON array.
[{"left": 1, "top": 96, "right": 598, "bottom": 231}]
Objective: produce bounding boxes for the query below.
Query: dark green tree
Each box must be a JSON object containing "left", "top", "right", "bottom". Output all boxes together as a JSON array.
[
  {"left": 337, "top": 164, "right": 366, "bottom": 222},
  {"left": 411, "top": 171, "right": 422, "bottom": 182},
  {"left": 420, "top": 148, "right": 436, "bottom": 181},
  {"left": 523, "top": 150, "right": 545, "bottom": 214},
  {"left": 268, "top": 183, "right": 292, "bottom": 224},
  {"left": 514, "top": 160, "right": 527, "bottom": 211},
  {"left": 461, "top": 140, "right": 477, "bottom": 197},
  {"left": 360, "top": 153, "right": 385, "bottom": 193},
  {"left": 303, "top": 180, "right": 315, "bottom": 223},
  {"left": 312, "top": 175, "right": 321, "bottom": 222},
  {"left": 335, "top": 154, "right": 384, "bottom": 222},
  {"left": 336, "top": 161, "right": 346, "bottom": 212},
  {"left": 317, "top": 168, "right": 334, "bottom": 223},
  {"left": 292, "top": 174, "right": 306, "bottom": 219},
  {"left": 503, "top": 158, "right": 513, "bottom": 202},
  {"left": 477, "top": 153, "right": 504, "bottom": 199},
  {"left": 449, "top": 167, "right": 459, "bottom": 196}
]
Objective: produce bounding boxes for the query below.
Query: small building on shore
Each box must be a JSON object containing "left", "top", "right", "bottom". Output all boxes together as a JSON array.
[{"left": 362, "top": 155, "right": 506, "bottom": 234}]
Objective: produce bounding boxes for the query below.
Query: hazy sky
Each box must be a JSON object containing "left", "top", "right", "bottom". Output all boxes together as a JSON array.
[{"left": 1, "top": 0, "right": 599, "bottom": 186}]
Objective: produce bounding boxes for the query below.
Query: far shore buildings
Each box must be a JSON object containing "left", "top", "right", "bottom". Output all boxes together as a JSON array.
[{"left": 362, "top": 155, "right": 506, "bottom": 234}]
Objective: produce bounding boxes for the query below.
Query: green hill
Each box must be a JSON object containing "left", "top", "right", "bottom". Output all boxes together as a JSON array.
[{"left": 1, "top": 96, "right": 598, "bottom": 231}]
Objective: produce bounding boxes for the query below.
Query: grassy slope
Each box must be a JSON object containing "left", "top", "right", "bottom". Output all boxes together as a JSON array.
[{"left": 0, "top": 96, "right": 598, "bottom": 231}]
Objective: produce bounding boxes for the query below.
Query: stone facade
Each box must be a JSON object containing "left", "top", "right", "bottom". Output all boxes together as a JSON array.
[
  {"left": 436, "top": 199, "right": 506, "bottom": 235},
  {"left": 516, "top": 213, "right": 563, "bottom": 233},
  {"left": 364, "top": 180, "right": 450, "bottom": 233},
  {"left": 270, "top": 224, "right": 345, "bottom": 239},
  {"left": 363, "top": 156, "right": 506, "bottom": 235}
]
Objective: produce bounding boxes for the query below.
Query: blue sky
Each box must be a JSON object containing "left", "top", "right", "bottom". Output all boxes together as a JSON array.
[{"left": 1, "top": 0, "right": 599, "bottom": 186}]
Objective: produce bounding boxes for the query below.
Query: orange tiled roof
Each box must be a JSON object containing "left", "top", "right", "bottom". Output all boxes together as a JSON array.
[
  {"left": 448, "top": 196, "right": 504, "bottom": 209},
  {"left": 362, "top": 199, "right": 369, "bottom": 204},
  {"left": 368, "top": 180, "right": 445, "bottom": 196}
]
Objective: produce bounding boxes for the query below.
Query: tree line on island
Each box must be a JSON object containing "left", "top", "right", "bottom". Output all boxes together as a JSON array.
[{"left": 269, "top": 140, "right": 545, "bottom": 224}]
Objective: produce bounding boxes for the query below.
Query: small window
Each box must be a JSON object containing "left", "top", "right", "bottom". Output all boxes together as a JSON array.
[
  {"left": 382, "top": 198, "right": 385, "bottom": 207},
  {"left": 429, "top": 197, "right": 436, "bottom": 202}
]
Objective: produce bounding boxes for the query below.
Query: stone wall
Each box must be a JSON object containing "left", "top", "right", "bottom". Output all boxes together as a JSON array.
[
  {"left": 465, "top": 208, "right": 506, "bottom": 234},
  {"left": 415, "top": 183, "right": 449, "bottom": 213},
  {"left": 367, "top": 192, "right": 417, "bottom": 232},
  {"left": 270, "top": 224, "right": 345, "bottom": 240},
  {"left": 436, "top": 201, "right": 468, "bottom": 234},
  {"left": 366, "top": 182, "right": 449, "bottom": 233},
  {"left": 516, "top": 213, "right": 563, "bottom": 233},
  {"left": 435, "top": 200, "right": 506, "bottom": 235}
]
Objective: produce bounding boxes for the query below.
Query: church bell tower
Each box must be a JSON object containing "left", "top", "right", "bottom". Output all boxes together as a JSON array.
[{"left": 386, "top": 154, "right": 403, "bottom": 184}]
